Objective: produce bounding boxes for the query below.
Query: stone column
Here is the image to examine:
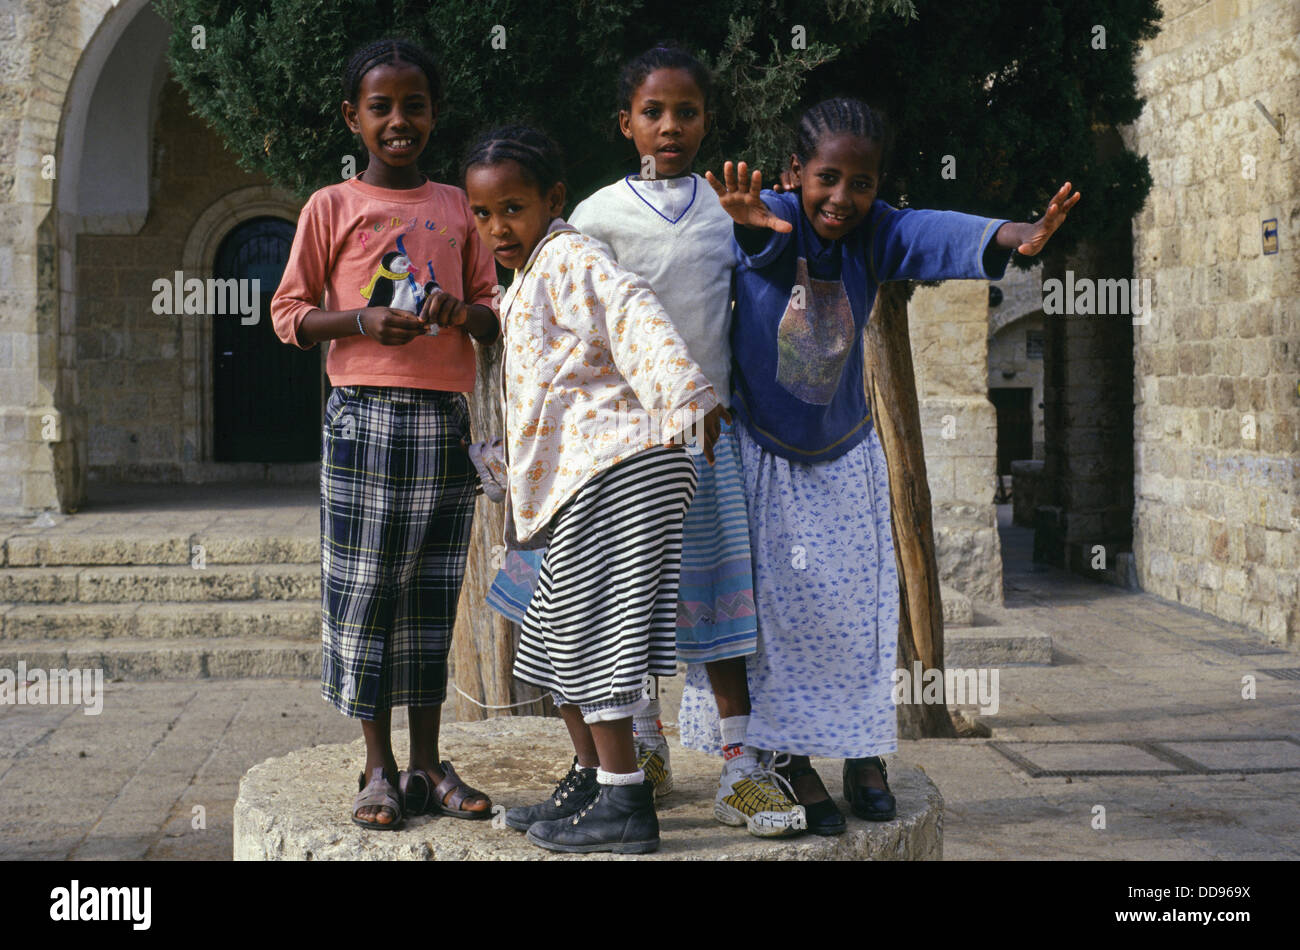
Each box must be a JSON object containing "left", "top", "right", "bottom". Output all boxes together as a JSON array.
[
  {"left": 1039, "top": 237, "right": 1136, "bottom": 574},
  {"left": 0, "top": 2, "right": 95, "bottom": 514},
  {"left": 908, "top": 281, "right": 1003, "bottom": 605}
]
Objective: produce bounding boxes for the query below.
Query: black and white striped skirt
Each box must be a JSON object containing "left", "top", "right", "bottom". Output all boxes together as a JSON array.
[{"left": 514, "top": 446, "right": 698, "bottom": 721}]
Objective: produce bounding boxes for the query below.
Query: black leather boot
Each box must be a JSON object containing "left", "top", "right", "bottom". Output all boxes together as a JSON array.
[
  {"left": 525, "top": 780, "right": 659, "bottom": 854},
  {"left": 504, "top": 757, "right": 599, "bottom": 831}
]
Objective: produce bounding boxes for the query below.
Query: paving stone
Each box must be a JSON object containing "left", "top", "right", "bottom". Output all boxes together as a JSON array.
[
  {"left": 1161, "top": 738, "right": 1300, "bottom": 771},
  {"left": 993, "top": 741, "right": 1183, "bottom": 775}
]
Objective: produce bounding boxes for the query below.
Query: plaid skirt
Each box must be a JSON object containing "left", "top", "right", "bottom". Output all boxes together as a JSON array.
[{"left": 320, "top": 385, "right": 477, "bottom": 719}]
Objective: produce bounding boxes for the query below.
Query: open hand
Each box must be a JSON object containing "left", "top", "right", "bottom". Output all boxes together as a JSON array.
[
  {"left": 1016, "top": 182, "right": 1081, "bottom": 256},
  {"left": 704, "top": 161, "right": 794, "bottom": 233}
]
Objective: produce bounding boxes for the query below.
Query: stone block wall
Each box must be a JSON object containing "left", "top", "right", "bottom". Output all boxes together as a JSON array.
[
  {"left": 0, "top": 0, "right": 110, "bottom": 512},
  {"left": 76, "top": 80, "right": 282, "bottom": 482},
  {"left": 908, "top": 281, "right": 1003, "bottom": 605},
  {"left": 1125, "top": 0, "right": 1299, "bottom": 642}
]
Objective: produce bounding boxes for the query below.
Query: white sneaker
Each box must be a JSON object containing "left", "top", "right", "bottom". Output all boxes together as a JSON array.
[
  {"left": 635, "top": 735, "right": 673, "bottom": 799},
  {"left": 713, "top": 750, "right": 806, "bottom": 837}
]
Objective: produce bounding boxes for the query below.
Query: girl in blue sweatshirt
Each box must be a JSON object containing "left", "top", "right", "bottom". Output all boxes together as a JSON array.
[{"left": 691, "top": 97, "right": 1079, "bottom": 834}]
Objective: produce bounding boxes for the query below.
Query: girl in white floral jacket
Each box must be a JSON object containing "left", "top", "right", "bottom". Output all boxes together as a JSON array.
[{"left": 463, "top": 125, "right": 725, "bottom": 855}]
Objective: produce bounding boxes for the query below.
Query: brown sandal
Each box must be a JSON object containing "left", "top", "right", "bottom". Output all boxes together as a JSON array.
[
  {"left": 399, "top": 769, "right": 434, "bottom": 815},
  {"left": 430, "top": 760, "right": 492, "bottom": 820},
  {"left": 352, "top": 767, "right": 404, "bottom": 831}
]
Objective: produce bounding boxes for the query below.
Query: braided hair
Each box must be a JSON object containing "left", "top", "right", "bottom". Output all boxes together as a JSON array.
[
  {"left": 342, "top": 37, "right": 442, "bottom": 105},
  {"left": 617, "top": 43, "right": 714, "bottom": 113},
  {"left": 794, "top": 97, "right": 891, "bottom": 172},
  {"left": 460, "top": 124, "right": 567, "bottom": 195}
]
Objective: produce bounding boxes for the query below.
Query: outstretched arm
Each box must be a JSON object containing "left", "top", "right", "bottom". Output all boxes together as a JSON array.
[{"left": 993, "top": 182, "right": 1081, "bottom": 256}]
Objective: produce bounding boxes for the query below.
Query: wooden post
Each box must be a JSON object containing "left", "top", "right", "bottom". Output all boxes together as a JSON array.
[
  {"left": 863, "top": 282, "right": 957, "bottom": 739},
  {"left": 450, "top": 337, "right": 550, "bottom": 721}
]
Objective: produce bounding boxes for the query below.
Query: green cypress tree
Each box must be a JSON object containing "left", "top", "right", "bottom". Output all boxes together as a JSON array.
[{"left": 156, "top": 0, "right": 1157, "bottom": 255}]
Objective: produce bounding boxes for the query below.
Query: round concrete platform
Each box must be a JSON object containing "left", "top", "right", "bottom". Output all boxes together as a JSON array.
[{"left": 234, "top": 716, "right": 942, "bottom": 860}]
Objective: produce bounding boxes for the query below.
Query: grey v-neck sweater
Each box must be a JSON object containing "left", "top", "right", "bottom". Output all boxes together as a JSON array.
[{"left": 570, "top": 173, "right": 738, "bottom": 408}]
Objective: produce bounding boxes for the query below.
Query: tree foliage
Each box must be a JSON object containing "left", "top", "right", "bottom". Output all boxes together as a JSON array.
[{"left": 155, "top": 0, "right": 1159, "bottom": 257}]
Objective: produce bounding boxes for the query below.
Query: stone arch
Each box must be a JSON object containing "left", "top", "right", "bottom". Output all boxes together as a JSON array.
[
  {"left": 179, "top": 188, "right": 302, "bottom": 464},
  {"left": 990, "top": 308, "right": 1046, "bottom": 342},
  {"left": 987, "top": 260, "right": 1045, "bottom": 338}
]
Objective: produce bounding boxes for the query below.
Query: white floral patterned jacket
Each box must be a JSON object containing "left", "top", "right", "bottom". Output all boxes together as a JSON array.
[{"left": 468, "top": 219, "right": 718, "bottom": 546}]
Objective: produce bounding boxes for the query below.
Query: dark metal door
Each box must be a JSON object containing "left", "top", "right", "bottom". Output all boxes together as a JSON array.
[
  {"left": 989, "top": 387, "right": 1033, "bottom": 476},
  {"left": 213, "top": 217, "right": 321, "bottom": 462}
]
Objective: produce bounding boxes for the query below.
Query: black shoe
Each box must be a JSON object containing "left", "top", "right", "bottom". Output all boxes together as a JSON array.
[
  {"left": 525, "top": 781, "right": 660, "bottom": 854},
  {"left": 504, "top": 757, "right": 598, "bottom": 832},
  {"left": 843, "top": 756, "right": 897, "bottom": 821},
  {"left": 770, "top": 755, "right": 845, "bottom": 837}
]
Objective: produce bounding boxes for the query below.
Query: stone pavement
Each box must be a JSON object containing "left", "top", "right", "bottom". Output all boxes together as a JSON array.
[{"left": 0, "top": 504, "right": 1296, "bottom": 860}]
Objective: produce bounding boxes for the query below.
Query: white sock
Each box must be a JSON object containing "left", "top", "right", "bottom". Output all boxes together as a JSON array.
[
  {"left": 720, "top": 714, "right": 749, "bottom": 749},
  {"left": 633, "top": 698, "right": 664, "bottom": 741},
  {"left": 720, "top": 714, "right": 751, "bottom": 767},
  {"left": 597, "top": 768, "right": 646, "bottom": 786}
]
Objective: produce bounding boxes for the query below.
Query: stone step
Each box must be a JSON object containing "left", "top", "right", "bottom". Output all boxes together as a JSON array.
[
  {"left": 0, "top": 600, "right": 319, "bottom": 641},
  {"left": 940, "top": 584, "right": 974, "bottom": 626},
  {"left": 0, "top": 638, "right": 319, "bottom": 680},
  {"left": 944, "top": 624, "right": 1053, "bottom": 666},
  {"left": 0, "top": 564, "right": 318, "bottom": 604},
  {"left": 3, "top": 531, "right": 317, "bottom": 567}
]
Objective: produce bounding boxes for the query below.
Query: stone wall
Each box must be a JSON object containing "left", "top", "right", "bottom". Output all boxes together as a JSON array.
[
  {"left": 77, "top": 80, "right": 291, "bottom": 482},
  {"left": 1125, "top": 0, "right": 1299, "bottom": 642},
  {"left": 0, "top": 0, "right": 109, "bottom": 513},
  {"left": 909, "top": 281, "right": 1003, "bottom": 605}
]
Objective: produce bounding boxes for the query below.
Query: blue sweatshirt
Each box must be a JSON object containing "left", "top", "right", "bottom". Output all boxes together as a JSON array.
[{"left": 729, "top": 190, "right": 1011, "bottom": 463}]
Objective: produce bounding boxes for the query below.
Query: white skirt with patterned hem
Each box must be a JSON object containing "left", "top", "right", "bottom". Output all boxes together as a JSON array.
[{"left": 677, "top": 423, "right": 900, "bottom": 758}]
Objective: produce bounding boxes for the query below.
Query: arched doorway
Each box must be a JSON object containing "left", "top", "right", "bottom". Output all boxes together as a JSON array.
[{"left": 212, "top": 217, "right": 320, "bottom": 462}]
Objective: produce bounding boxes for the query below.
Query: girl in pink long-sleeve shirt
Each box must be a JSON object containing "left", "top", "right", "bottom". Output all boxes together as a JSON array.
[{"left": 270, "top": 37, "right": 498, "bottom": 832}]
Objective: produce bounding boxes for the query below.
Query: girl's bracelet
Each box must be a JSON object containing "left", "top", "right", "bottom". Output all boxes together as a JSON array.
[{"left": 356, "top": 312, "right": 366, "bottom": 337}]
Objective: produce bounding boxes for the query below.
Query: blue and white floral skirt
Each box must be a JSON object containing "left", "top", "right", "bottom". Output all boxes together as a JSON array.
[{"left": 678, "top": 422, "right": 900, "bottom": 758}]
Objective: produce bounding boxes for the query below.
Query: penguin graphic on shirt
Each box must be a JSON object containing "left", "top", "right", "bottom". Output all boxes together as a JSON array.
[{"left": 360, "top": 234, "right": 442, "bottom": 334}]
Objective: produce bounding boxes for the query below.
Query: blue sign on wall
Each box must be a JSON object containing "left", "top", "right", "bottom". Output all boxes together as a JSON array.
[{"left": 1262, "top": 218, "right": 1278, "bottom": 255}]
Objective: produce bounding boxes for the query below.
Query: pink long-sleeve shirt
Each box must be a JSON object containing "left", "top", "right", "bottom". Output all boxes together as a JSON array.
[{"left": 271, "top": 176, "right": 498, "bottom": 391}]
